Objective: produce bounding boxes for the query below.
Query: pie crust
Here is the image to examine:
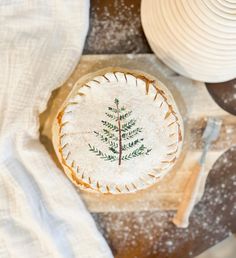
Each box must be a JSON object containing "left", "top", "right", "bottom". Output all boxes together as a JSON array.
[{"left": 53, "top": 67, "right": 184, "bottom": 194}]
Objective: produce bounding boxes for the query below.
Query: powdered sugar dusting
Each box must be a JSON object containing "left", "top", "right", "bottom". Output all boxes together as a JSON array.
[{"left": 40, "top": 49, "right": 236, "bottom": 256}]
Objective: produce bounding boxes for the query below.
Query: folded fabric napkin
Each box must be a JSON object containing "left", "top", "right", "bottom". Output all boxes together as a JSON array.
[{"left": 0, "top": 1, "right": 113, "bottom": 257}]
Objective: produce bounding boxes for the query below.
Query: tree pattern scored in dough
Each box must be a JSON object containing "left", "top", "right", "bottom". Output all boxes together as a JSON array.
[{"left": 88, "top": 98, "right": 152, "bottom": 165}]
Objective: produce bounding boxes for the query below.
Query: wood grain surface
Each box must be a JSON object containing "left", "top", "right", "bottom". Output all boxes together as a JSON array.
[
  {"left": 42, "top": 1, "right": 236, "bottom": 257},
  {"left": 41, "top": 55, "right": 235, "bottom": 214}
]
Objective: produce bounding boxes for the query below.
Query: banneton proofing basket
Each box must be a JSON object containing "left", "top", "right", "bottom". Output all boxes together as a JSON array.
[
  {"left": 52, "top": 67, "right": 184, "bottom": 194},
  {"left": 141, "top": 0, "right": 236, "bottom": 82}
]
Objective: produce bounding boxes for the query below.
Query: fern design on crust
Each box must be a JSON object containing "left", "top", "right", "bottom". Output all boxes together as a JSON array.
[{"left": 88, "top": 98, "right": 152, "bottom": 165}]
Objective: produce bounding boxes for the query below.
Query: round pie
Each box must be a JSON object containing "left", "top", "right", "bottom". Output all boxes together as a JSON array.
[{"left": 53, "top": 67, "right": 184, "bottom": 194}]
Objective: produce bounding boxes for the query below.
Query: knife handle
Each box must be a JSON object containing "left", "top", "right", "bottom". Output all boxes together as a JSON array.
[{"left": 172, "top": 163, "right": 204, "bottom": 228}]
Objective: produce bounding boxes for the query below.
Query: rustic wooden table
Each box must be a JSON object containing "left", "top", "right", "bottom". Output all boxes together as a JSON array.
[{"left": 83, "top": 1, "right": 236, "bottom": 257}]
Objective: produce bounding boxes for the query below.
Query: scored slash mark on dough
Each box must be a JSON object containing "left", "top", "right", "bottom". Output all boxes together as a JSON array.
[
  {"left": 114, "top": 72, "right": 118, "bottom": 82},
  {"left": 103, "top": 74, "right": 110, "bottom": 82},
  {"left": 92, "top": 79, "right": 100, "bottom": 84},
  {"left": 124, "top": 73, "right": 128, "bottom": 83},
  {"left": 65, "top": 151, "right": 71, "bottom": 161},
  {"left": 67, "top": 101, "right": 79, "bottom": 106},
  {"left": 61, "top": 121, "right": 69, "bottom": 127},
  {"left": 61, "top": 143, "right": 68, "bottom": 150},
  {"left": 55, "top": 70, "right": 183, "bottom": 194}
]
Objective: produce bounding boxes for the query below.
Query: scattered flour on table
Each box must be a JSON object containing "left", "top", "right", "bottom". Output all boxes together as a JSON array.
[
  {"left": 59, "top": 56, "right": 236, "bottom": 256},
  {"left": 221, "top": 85, "right": 236, "bottom": 112},
  {"left": 84, "top": 0, "right": 150, "bottom": 54},
  {"left": 92, "top": 146, "right": 236, "bottom": 256}
]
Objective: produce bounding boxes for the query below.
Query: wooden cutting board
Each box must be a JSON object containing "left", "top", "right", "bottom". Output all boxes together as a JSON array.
[{"left": 39, "top": 54, "right": 236, "bottom": 212}]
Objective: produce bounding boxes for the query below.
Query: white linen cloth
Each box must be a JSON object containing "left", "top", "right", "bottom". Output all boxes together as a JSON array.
[{"left": 0, "top": 1, "right": 113, "bottom": 257}]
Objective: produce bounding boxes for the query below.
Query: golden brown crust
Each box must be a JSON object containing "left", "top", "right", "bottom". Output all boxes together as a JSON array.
[{"left": 53, "top": 67, "right": 184, "bottom": 194}]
